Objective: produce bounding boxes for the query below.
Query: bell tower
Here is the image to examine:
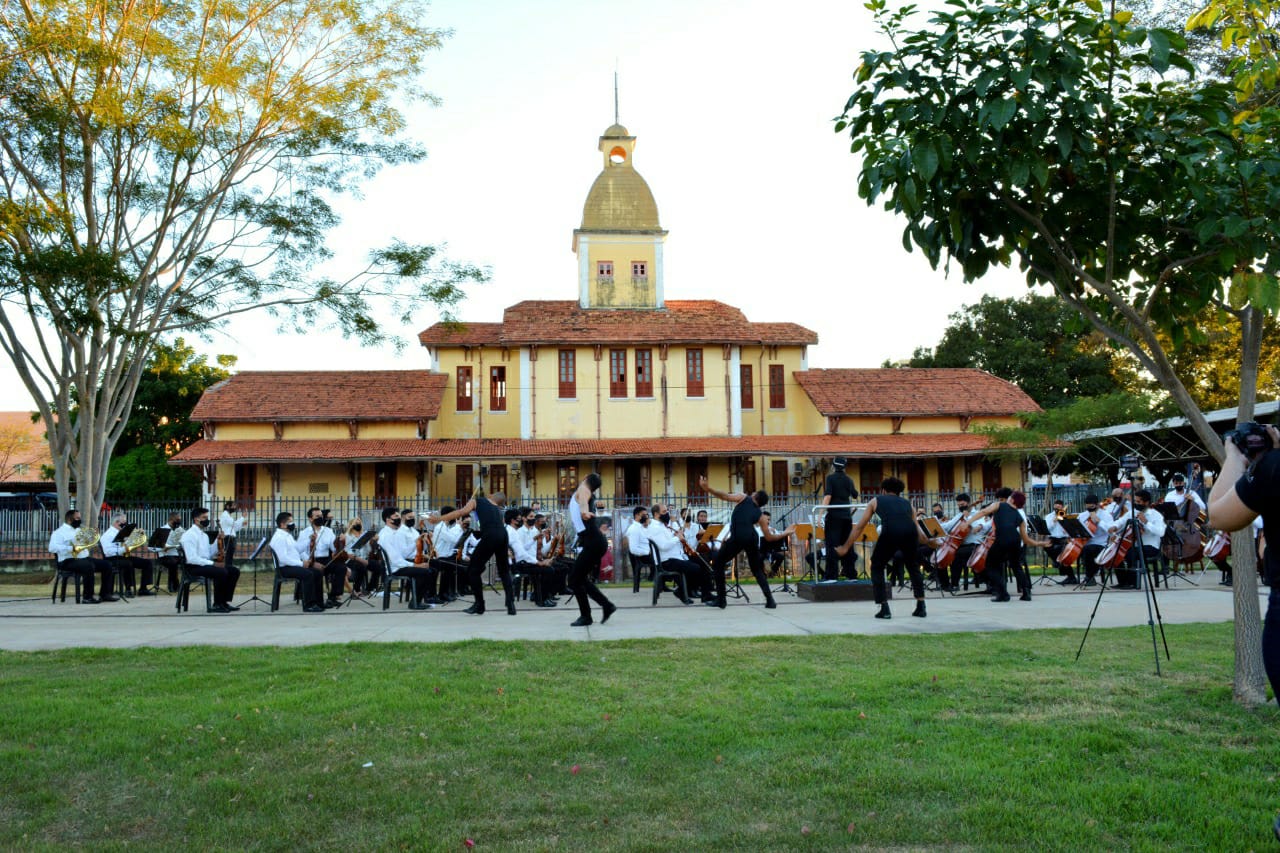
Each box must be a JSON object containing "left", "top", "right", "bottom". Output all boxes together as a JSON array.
[{"left": 572, "top": 123, "right": 667, "bottom": 309}]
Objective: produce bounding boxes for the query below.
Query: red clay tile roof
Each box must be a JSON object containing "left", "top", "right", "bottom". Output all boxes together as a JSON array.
[
  {"left": 170, "top": 433, "right": 995, "bottom": 465},
  {"left": 418, "top": 300, "right": 817, "bottom": 347},
  {"left": 189, "top": 371, "right": 447, "bottom": 422},
  {"left": 794, "top": 369, "right": 1040, "bottom": 417}
]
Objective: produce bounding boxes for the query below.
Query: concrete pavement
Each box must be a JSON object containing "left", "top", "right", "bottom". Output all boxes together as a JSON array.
[{"left": 0, "top": 573, "right": 1253, "bottom": 651}]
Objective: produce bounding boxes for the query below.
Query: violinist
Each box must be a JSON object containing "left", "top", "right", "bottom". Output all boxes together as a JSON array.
[
  {"left": 968, "top": 488, "right": 1050, "bottom": 602},
  {"left": 379, "top": 507, "right": 438, "bottom": 610},
  {"left": 1111, "top": 489, "right": 1166, "bottom": 589},
  {"left": 298, "top": 507, "right": 345, "bottom": 608},
  {"left": 645, "top": 502, "right": 715, "bottom": 604},
  {"left": 835, "top": 477, "right": 941, "bottom": 619},
  {"left": 1079, "top": 494, "right": 1118, "bottom": 587},
  {"left": 507, "top": 508, "right": 556, "bottom": 607},
  {"left": 428, "top": 506, "right": 467, "bottom": 602},
  {"left": 269, "top": 512, "right": 323, "bottom": 613}
]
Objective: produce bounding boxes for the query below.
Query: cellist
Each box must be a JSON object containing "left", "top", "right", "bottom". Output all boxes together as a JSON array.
[
  {"left": 937, "top": 493, "right": 990, "bottom": 592},
  {"left": 1079, "top": 494, "right": 1118, "bottom": 587},
  {"left": 1111, "top": 489, "right": 1166, "bottom": 589}
]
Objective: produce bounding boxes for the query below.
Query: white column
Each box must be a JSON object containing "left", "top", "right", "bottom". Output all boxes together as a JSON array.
[
  {"left": 578, "top": 235, "right": 591, "bottom": 308},
  {"left": 653, "top": 238, "right": 665, "bottom": 308},
  {"left": 729, "top": 346, "right": 742, "bottom": 437},
  {"left": 519, "top": 348, "right": 532, "bottom": 440}
]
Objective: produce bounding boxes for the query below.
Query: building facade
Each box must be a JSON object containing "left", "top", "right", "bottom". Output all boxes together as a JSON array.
[{"left": 173, "top": 123, "right": 1038, "bottom": 507}]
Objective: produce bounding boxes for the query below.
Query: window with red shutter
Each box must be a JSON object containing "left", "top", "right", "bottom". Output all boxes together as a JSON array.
[{"left": 686, "top": 349, "right": 704, "bottom": 397}]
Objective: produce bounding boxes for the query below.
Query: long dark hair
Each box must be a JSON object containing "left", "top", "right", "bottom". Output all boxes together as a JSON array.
[{"left": 583, "top": 472, "right": 602, "bottom": 492}]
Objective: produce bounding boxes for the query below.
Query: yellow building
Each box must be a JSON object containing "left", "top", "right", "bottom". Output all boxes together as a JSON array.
[{"left": 173, "top": 123, "right": 1036, "bottom": 508}]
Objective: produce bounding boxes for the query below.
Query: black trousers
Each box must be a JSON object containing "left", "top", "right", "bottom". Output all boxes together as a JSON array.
[
  {"left": 223, "top": 535, "right": 237, "bottom": 570},
  {"left": 390, "top": 565, "right": 435, "bottom": 603},
  {"left": 1083, "top": 544, "right": 1106, "bottom": 581},
  {"left": 1117, "top": 545, "right": 1161, "bottom": 588},
  {"left": 110, "top": 556, "right": 154, "bottom": 592},
  {"left": 936, "top": 543, "right": 977, "bottom": 589},
  {"left": 987, "top": 541, "right": 1029, "bottom": 598},
  {"left": 709, "top": 533, "right": 775, "bottom": 604},
  {"left": 188, "top": 563, "right": 241, "bottom": 605},
  {"left": 158, "top": 555, "right": 182, "bottom": 591},
  {"left": 60, "top": 557, "right": 114, "bottom": 599},
  {"left": 661, "top": 557, "right": 713, "bottom": 599},
  {"left": 468, "top": 534, "right": 513, "bottom": 609},
  {"left": 278, "top": 564, "right": 322, "bottom": 607},
  {"left": 569, "top": 528, "right": 613, "bottom": 618},
  {"left": 870, "top": 533, "right": 923, "bottom": 604},
  {"left": 307, "top": 558, "right": 348, "bottom": 600},
  {"left": 429, "top": 556, "right": 465, "bottom": 597},
  {"left": 824, "top": 515, "right": 858, "bottom": 579}
]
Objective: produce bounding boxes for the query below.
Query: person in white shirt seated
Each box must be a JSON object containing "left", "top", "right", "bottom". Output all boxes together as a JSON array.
[
  {"left": 1111, "top": 489, "right": 1167, "bottom": 589},
  {"left": 297, "top": 506, "right": 346, "bottom": 608},
  {"left": 155, "top": 512, "right": 185, "bottom": 592},
  {"left": 182, "top": 506, "right": 242, "bottom": 612},
  {"left": 342, "top": 518, "right": 379, "bottom": 594},
  {"left": 625, "top": 506, "right": 655, "bottom": 583},
  {"left": 48, "top": 508, "right": 116, "bottom": 603},
  {"left": 645, "top": 503, "right": 713, "bottom": 604},
  {"left": 219, "top": 501, "right": 248, "bottom": 571},
  {"left": 758, "top": 511, "right": 795, "bottom": 575},
  {"left": 1042, "top": 500, "right": 1069, "bottom": 574},
  {"left": 377, "top": 507, "right": 436, "bottom": 609},
  {"left": 1165, "top": 472, "right": 1207, "bottom": 519},
  {"left": 427, "top": 506, "right": 466, "bottom": 602},
  {"left": 268, "top": 511, "right": 323, "bottom": 613},
  {"left": 1078, "top": 494, "right": 1118, "bottom": 587},
  {"left": 505, "top": 508, "right": 556, "bottom": 607},
  {"left": 101, "top": 510, "right": 156, "bottom": 596}
]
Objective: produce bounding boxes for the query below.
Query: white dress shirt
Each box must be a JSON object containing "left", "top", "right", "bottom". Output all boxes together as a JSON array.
[
  {"left": 1116, "top": 506, "right": 1166, "bottom": 550},
  {"left": 1044, "top": 512, "right": 1068, "bottom": 538},
  {"left": 379, "top": 524, "right": 411, "bottom": 570},
  {"left": 49, "top": 523, "right": 79, "bottom": 562},
  {"left": 1081, "top": 510, "right": 1116, "bottom": 547},
  {"left": 434, "top": 521, "right": 464, "bottom": 558},
  {"left": 1164, "top": 488, "right": 1206, "bottom": 515},
  {"left": 183, "top": 525, "right": 215, "bottom": 566},
  {"left": 645, "top": 523, "right": 684, "bottom": 563},
  {"left": 101, "top": 525, "right": 126, "bottom": 558},
  {"left": 510, "top": 525, "right": 538, "bottom": 563},
  {"left": 461, "top": 534, "right": 480, "bottom": 561},
  {"left": 270, "top": 528, "right": 303, "bottom": 568},
  {"left": 296, "top": 524, "right": 336, "bottom": 562},
  {"left": 220, "top": 511, "right": 247, "bottom": 538},
  {"left": 626, "top": 521, "right": 650, "bottom": 558},
  {"left": 963, "top": 516, "right": 991, "bottom": 546}
]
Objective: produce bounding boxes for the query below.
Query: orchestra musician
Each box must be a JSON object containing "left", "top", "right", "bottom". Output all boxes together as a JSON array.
[
  {"left": 299, "top": 507, "right": 346, "bottom": 608},
  {"left": 157, "top": 512, "right": 185, "bottom": 593},
  {"left": 835, "top": 477, "right": 940, "bottom": 618},
  {"left": 625, "top": 506, "right": 656, "bottom": 583},
  {"left": 430, "top": 489, "right": 516, "bottom": 616},
  {"left": 1079, "top": 494, "right": 1118, "bottom": 587},
  {"left": 523, "top": 507, "right": 568, "bottom": 603},
  {"left": 1107, "top": 488, "right": 1130, "bottom": 522},
  {"left": 701, "top": 475, "right": 779, "bottom": 610},
  {"left": 48, "top": 508, "right": 117, "bottom": 604},
  {"left": 1042, "top": 500, "right": 1072, "bottom": 583},
  {"left": 968, "top": 489, "right": 1049, "bottom": 602},
  {"left": 101, "top": 511, "right": 156, "bottom": 596},
  {"left": 565, "top": 473, "right": 617, "bottom": 625},
  {"left": 219, "top": 501, "right": 247, "bottom": 572},
  {"left": 428, "top": 507, "right": 467, "bottom": 602},
  {"left": 939, "top": 493, "right": 990, "bottom": 592},
  {"left": 758, "top": 511, "right": 795, "bottom": 576},
  {"left": 821, "top": 457, "right": 860, "bottom": 581},
  {"left": 378, "top": 507, "right": 436, "bottom": 610},
  {"left": 183, "top": 507, "right": 241, "bottom": 612},
  {"left": 507, "top": 508, "right": 558, "bottom": 607},
  {"left": 646, "top": 502, "right": 714, "bottom": 604},
  {"left": 402, "top": 508, "right": 445, "bottom": 605},
  {"left": 1165, "top": 472, "right": 1207, "bottom": 518},
  {"left": 1111, "top": 489, "right": 1166, "bottom": 589},
  {"left": 269, "top": 512, "right": 323, "bottom": 613},
  {"left": 342, "top": 518, "right": 378, "bottom": 595}
]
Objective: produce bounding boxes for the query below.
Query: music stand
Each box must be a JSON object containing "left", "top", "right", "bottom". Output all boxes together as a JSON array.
[
  {"left": 1026, "top": 516, "right": 1058, "bottom": 587},
  {"left": 334, "top": 529, "right": 377, "bottom": 608},
  {"left": 701, "top": 523, "right": 748, "bottom": 601},
  {"left": 234, "top": 536, "right": 271, "bottom": 610}
]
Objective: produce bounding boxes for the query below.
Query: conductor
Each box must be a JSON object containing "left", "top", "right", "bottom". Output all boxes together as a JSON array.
[{"left": 821, "top": 457, "right": 860, "bottom": 581}]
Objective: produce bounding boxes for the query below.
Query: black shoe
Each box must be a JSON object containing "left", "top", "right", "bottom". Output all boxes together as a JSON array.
[
  {"left": 992, "top": 593, "right": 1011, "bottom": 602},
  {"left": 1019, "top": 592, "right": 1031, "bottom": 601},
  {"left": 1082, "top": 579, "right": 1097, "bottom": 588},
  {"left": 1059, "top": 577, "right": 1079, "bottom": 586},
  {"left": 463, "top": 603, "right": 485, "bottom": 615},
  {"left": 677, "top": 595, "right": 694, "bottom": 605},
  {"left": 100, "top": 595, "right": 120, "bottom": 603},
  {"left": 507, "top": 603, "right": 517, "bottom": 616},
  {"left": 601, "top": 602, "right": 617, "bottom": 623},
  {"left": 304, "top": 604, "right": 325, "bottom": 613},
  {"left": 571, "top": 616, "right": 593, "bottom": 627},
  {"left": 223, "top": 602, "right": 241, "bottom": 611},
  {"left": 210, "top": 603, "right": 231, "bottom": 613},
  {"left": 703, "top": 599, "right": 719, "bottom": 606},
  {"left": 80, "top": 597, "right": 100, "bottom": 604},
  {"left": 714, "top": 596, "right": 727, "bottom": 609},
  {"left": 875, "top": 603, "right": 891, "bottom": 619},
  {"left": 913, "top": 602, "right": 926, "bottom": 618},
  {"left": 137, "top": 588, "right": 155, "bottom": 596},
  {"left": 764, "top": 599, "right": 777, "bottom": 609}
]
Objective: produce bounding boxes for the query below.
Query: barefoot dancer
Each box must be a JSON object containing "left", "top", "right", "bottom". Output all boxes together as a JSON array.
[
  {"left": 568, "top": 473, "right": 617, "bottom": 627},
  {"left": 699, "top": 476, "right": 778, "bottom": 609},
  {"left": 430, "top": 489, "right": 516, "bottom": 616},
  {"left": 836, "top": 477, "right": 941, "bottom": 619}
]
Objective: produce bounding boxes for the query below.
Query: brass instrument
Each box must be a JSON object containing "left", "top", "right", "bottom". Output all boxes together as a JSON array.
[
  {"left": 122, "top": 529, "right": 148, "bottom": 556},
  {"left": 1056, "top": 509, "right": 1066, "bottom": 521},
  {"left": 71, "top": 526, "right": 101, "bottom": 557}
]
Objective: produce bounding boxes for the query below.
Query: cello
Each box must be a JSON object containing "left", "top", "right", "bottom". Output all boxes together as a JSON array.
[
  {"left": 966, "top": 525, "right": 997, "bottom": 573},
  {"left": 1098, "top": 522, "right": 1137, "bottom": 569},
  {"left": 1057, "top": 512, "right": 1098, "bottom": 569},
  {"left": 930, "top": 509, "right": 971, "bottom": 569},
  {"left": 1204, "top": 530, "right": 1231, "bottom": 561}
]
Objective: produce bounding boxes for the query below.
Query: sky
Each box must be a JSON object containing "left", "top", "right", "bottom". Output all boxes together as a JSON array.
[{"left": 0, "top": 0, "right": 1034, "bottom": 410}]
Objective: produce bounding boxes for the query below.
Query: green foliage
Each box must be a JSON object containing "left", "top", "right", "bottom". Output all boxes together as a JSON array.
[
  {"left": 104, "top": 445, "right": 199, "bottom": 499},
  {"left": 907, "top": 293, "right": 1135, "bottom": 407},
  {"left": 113, "top": 338, "right": 235, "bottom": 457},
  {"left": 0, "top": 626, "right": 1268, "bottom": 849},
  {"left": 1187, "top": 0, "right": 1280, "bottom": 104}
]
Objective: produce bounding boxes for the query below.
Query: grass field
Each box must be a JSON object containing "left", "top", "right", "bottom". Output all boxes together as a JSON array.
[{"left": 0, "top": 622, "right": 1274, "bottom": 851}]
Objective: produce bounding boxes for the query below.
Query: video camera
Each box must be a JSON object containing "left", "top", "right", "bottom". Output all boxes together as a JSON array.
[{"left": 1225, "top": 422, "right": 1274, "bottom": 460}]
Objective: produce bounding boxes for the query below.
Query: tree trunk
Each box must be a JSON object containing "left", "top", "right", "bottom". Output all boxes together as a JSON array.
[{"left": 1232, "top": 305, "right": 1268, "bottom": 705}]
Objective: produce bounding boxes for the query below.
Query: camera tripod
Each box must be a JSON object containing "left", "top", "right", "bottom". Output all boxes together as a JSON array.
[{"left": 1075, "top": 517, "right": 1170, "bottom": 675}]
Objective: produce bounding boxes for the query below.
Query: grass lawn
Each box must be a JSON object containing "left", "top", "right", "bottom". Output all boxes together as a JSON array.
[{"left": 0, "top": 622, "right": 1273, "bottom": 851}]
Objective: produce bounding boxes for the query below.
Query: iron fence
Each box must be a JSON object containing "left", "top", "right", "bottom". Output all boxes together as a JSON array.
[{"left": 1, "top": 483, "right": 1107, "bottom": 564}]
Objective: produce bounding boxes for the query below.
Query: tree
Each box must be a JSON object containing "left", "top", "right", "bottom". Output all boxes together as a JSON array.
[
  {"left": 1159, "top": 309, "right": 1280, "bottom": 410},
  {"left": 0, "top": 1, "right": 486, "bottom": 517},
  {"left": 101, "top": 338, "right": 235, "bottom": 499},
  {"left": 837, "top": 0, "right": 1280, "bottom": 704},
  {"left": 0, "top": 421, "right": 35, "bottom": 483},
  {"left": 905, "top": 293, "right": 1136, "bottom": 408}
]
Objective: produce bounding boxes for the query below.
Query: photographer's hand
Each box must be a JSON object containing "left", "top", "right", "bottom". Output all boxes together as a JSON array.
[{"left": 1208, "top": 433, "right": 1260, "bottom": 531}]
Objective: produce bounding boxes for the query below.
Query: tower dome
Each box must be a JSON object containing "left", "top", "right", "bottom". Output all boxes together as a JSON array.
[{"left": 579, "top": 124, "right": 662, "bottom": 232}]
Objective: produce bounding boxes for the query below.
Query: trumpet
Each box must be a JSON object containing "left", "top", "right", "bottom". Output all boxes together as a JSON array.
[{"left": 71, "top": 526, "right": 101, "bottom": 557}]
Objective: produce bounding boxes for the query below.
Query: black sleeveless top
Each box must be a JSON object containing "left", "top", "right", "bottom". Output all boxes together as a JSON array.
[
  {"left": 875, "top": 494, "right": 916, "bottom": 540},
  {"left": 730, "top": 496, "right": 762, "bottom": 540},
  {"left": 993, "top": 503, "right": 1023, "bottom": 547},
  {"left": 475, "top": 496, "right": 505, "bottom": 540}
]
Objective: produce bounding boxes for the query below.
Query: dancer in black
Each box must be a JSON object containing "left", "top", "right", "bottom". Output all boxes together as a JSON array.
[
  {"left": 821, "top": 457, "right": 860, "bottom": 580},
  {"left": 700, "top": 475, "right": 777, "bottom": 609},
  {"left": 567, "top": 472, "right": 617, "bottom": 627},
  {"left": 969, "top": 488, "right": 1049, "bottom": 602},
  {"left": 836, "top": 477, "right": 941, "bottom": 618},
  {"left": 430, "top": 489, "right": 515, "bottom": 615}
]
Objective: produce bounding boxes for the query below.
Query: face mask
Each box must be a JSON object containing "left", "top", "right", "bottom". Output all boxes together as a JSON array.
[
  {"left": 70, "top": 518, "right": 82, "bottom": 529},
  {"left": 312, "top": 517, "right": 324, "bottom": 527},
  {"left": 639, "top": 515, "right": 649, "bottom": 524},
  {"left": 403, "top": 518, "right": 415, "bottom": 528},
  {"left": 1175, "top": 484, "right": 1185, "bottom": 492},
  {"left": 933, "top": 510, "right": 945, "bottom": 519},
  {"left": 352, "top": 526, "right": 362, "bottom": 533},
  {"left": 659, "top": 513, "right": 671, "bottom": 524},
  {"left": 286, "top": 523, "right": 297, "bottom": 533},
  {"left": 198, "top": 518, "right": 209, "bottom": 528},
  {"left": 390, "top": 519, "right": 401, "bottom": 527},
  {"left": 525, "top": 518, "right": 535, "bottom": 526}
]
